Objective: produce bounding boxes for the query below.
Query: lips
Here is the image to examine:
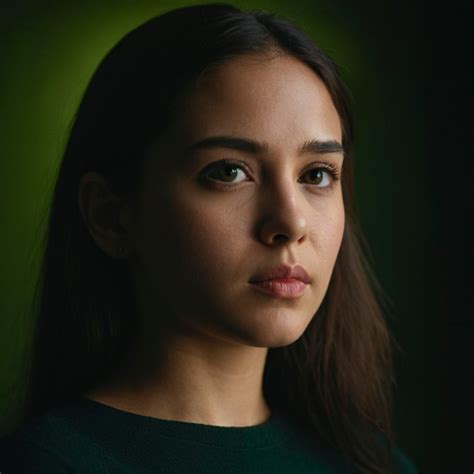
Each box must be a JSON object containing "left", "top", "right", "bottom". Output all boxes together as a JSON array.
[{"left": 248, "top": 264, "right": 311, "bottom": 284}]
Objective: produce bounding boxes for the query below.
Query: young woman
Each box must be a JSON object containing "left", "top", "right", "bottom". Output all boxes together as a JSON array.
[{"left": 0, "top": 3, "right": 418, "bottom": 473}]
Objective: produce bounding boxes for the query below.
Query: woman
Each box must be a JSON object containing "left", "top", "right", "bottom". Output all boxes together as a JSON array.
[{"left": 0, "top": 3, "right": 418, "bottom": 473}]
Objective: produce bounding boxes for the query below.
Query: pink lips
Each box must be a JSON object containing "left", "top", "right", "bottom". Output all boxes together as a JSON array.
[
  {"left": 249, "top": 264, "right": 310, "bottom": 298},
  {"left": 249, "top": 264, "right": 310, "bottom": 284}
]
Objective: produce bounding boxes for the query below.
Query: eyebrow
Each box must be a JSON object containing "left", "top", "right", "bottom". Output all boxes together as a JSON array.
[{"left": 184, "top": 135, "right": 345, "bottom": 158}]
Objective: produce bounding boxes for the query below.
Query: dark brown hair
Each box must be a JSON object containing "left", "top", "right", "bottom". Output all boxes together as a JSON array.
[{"left": 12, "top": 4, "right": 400, "bottom": 473}]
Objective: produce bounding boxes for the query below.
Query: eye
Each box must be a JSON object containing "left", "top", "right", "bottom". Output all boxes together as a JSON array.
[
  {"left": 201, "top": 159, "right": 341, "bottom": 189},
  {"left": 299, "top": 167, "right": 333, "bottom": 187},
  {"left": 203, "top": 160, "right": 249, "bottom": 184}
]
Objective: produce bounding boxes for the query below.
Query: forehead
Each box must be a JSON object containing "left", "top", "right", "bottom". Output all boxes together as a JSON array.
[{"left": 173, "top": 52, "right": 342, "bottom": 147}]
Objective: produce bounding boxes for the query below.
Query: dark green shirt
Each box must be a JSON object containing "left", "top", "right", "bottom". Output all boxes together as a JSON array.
[{"left": 0, "top": 397, "right": 417, "bottom": 473}]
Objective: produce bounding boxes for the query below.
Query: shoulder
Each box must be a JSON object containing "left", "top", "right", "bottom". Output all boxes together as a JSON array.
[
  {"left": 0, "top": 411, "right": 118, "bottom": 473},
  {"left": 391, "top": 444, "right": 418, "bottom": 474},
  {"left": 372, "top": 430, "right": 418, "bottom": 474},
  {"left": 0, "top": 433, "right": 76, "bottom": 473}
]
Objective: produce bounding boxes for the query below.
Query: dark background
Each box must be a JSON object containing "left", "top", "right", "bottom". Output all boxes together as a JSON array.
[{"left": 0, "top": 0, "right": 471, "bottom": 472}]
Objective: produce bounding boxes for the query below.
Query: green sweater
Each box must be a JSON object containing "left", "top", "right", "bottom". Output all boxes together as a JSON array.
[{"left": 0, "top": 396, "right": 417, "bottom": 473}]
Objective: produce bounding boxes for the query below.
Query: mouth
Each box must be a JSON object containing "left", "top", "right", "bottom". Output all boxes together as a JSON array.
[
  {"left": 249, "top": 278, "right": 308, "bottom": 298},
  {"left": 248, "top": 264, "right": 311, "bottom": 284}
]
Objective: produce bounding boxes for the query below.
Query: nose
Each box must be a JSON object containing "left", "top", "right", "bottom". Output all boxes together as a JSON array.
[{"left": 257, "top": 178, "right": 309, "bottom": 246}]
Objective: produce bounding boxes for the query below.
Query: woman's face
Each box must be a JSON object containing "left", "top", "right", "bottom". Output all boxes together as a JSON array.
[{"left": 127, "top": 53, "right": 345, "bottom": 349}]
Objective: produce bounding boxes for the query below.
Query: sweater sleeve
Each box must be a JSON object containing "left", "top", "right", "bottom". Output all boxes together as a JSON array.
[{"left": 0, "top": 434, "right": 76, "bottom": 474}]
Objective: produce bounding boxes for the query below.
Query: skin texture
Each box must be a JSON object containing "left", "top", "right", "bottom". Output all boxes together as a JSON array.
[{"left": 78, "top": 52, "right": 345, "bottom": 427}]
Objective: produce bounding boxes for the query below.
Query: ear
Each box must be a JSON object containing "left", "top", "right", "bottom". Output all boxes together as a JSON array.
[{"left": 77, "top": 171, "right": 133, "bottom": 259}]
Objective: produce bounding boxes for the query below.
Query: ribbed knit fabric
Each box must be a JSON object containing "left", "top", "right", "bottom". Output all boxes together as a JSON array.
[{"left": 0, "top": 396, "right": 417, "bottom": 473}]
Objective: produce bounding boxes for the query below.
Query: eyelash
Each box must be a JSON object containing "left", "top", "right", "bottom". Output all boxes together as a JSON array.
[{"left": 200, "top": 158, "right": 341, "bottom": 192}]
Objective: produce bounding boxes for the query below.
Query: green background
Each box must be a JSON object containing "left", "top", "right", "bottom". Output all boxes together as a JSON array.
[{"left": 0, "top": 0, "right": 438, "bottom": 471}]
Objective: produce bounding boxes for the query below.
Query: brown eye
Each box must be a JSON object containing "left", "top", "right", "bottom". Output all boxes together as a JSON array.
[
  {"left": 201, "top": 160, "right": 340, "bottom": 189},
  {"left": 299, "top": 168, "right": 332, "bottom": 187},
  {"left": 204, "top": 162, "right": 248, "bottom": 183}
]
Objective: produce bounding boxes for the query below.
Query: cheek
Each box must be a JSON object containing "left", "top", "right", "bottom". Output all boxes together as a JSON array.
[
  {"left": 327, "top": 205, "right": 345, "bottom": 247},
  {"left": 320, "top": 204, "right": 345, "bottom": 269},
  {"left": 145, "top": 191, "right": 244, "bottom": 287},
  {"left": 179, "top": 211, "right": 239, "bottom": 279},
  {"left": 307, "top": 199, "right": 345, "bottom": 271}
]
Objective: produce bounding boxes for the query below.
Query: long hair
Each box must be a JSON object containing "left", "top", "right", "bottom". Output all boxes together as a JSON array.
[{"left": 11, "top": 4, "right": 399, "bottom": 473}]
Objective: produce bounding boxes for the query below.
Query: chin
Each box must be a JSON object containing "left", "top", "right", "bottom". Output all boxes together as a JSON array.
[
  {"left": 228, "top": 315, "right": 311, "bottom": 349},
  {"left": 256, "top": 329, "right": 307, "bottom": 348}
]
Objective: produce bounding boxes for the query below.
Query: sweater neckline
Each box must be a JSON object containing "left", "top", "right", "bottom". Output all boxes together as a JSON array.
[{"left": 58, "top": 395, "right": 296, "bottom": 449}]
